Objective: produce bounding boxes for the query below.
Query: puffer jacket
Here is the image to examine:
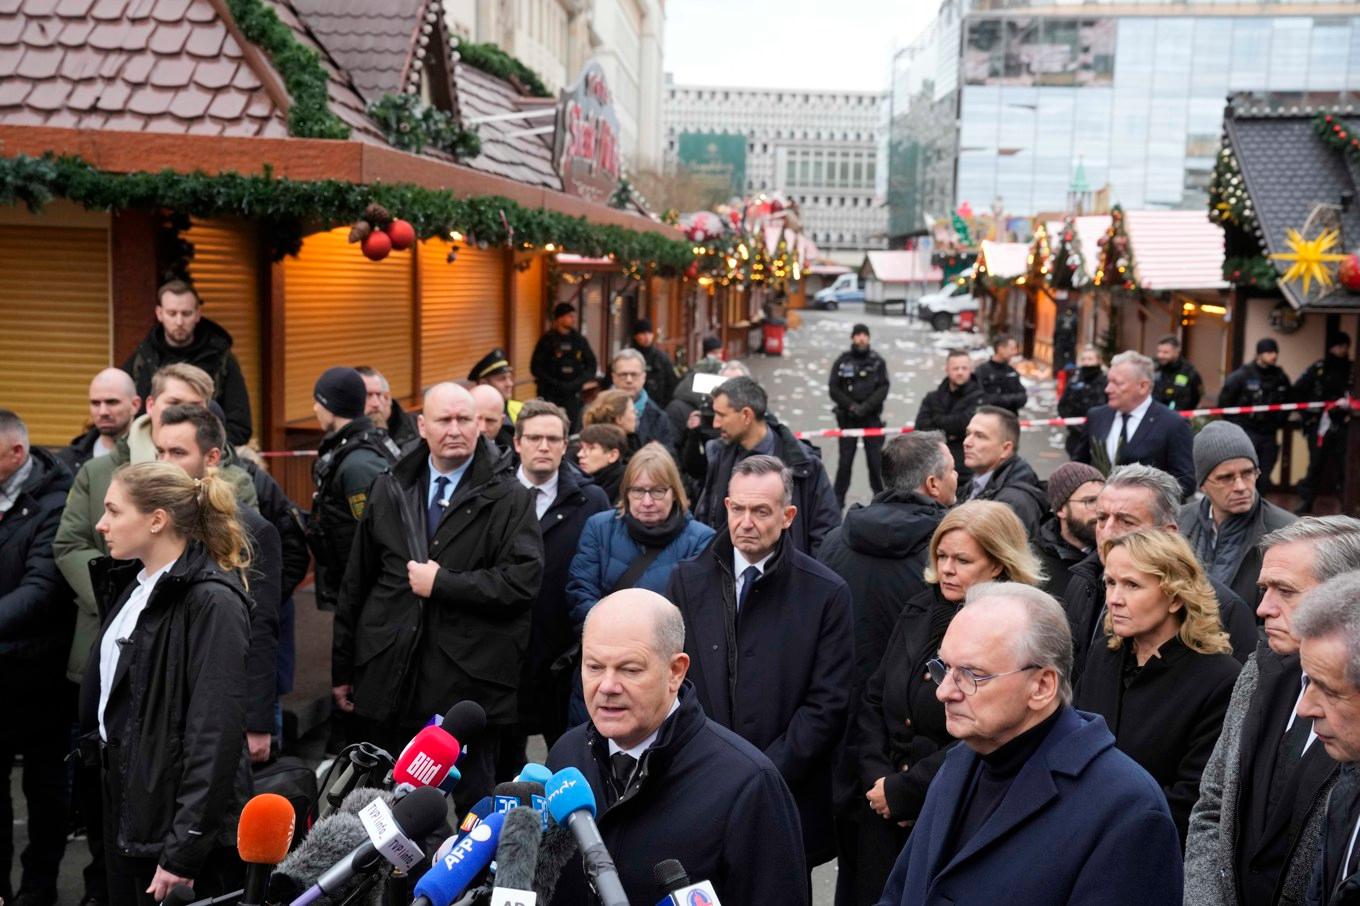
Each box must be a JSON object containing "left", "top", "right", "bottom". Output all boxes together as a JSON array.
[
  {"left": 0, "top": 447, "right": 75, "bottom": 662},
  {"left": 122, "top": 317, "right": 253, "bottom": 445}
]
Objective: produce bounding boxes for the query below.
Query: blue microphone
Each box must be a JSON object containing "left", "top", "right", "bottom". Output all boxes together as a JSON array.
[
  {"left": 545, "top": 768, "right": 628, "bottom": 906},
  {"left": 410, "top": 810, "right": 505, "bottom": 906},
  {"left": 515, "top": 763, "right": 552, "bottom": 786}
]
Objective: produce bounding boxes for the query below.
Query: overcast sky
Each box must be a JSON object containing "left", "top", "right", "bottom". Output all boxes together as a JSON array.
[{"left": 663, "top": 0, "right": 935, "bottom": 93}]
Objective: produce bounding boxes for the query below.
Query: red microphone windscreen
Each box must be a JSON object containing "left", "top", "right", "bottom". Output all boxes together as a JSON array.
[
  {"left": 393, "top": 725, "right": 461, "bottom": 788},
  {"left": 237, "top": 792, "right": 296, "bottom": 864}
]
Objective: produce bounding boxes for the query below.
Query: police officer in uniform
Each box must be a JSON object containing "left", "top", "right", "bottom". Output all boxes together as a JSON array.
[
  {"left": 1219, "top": 337, "right": 1291, "bottom": 488},
  {"left": 468, "top": 348, "right": 524, "bottom": 430},
  {"left": 531, "top": 303, "right": 598, "bottom": 431},
  {"left": 829, "top": 323, "right": 891, "bottom": 508},
  {"left": 1153, "top": 334, "right": 1204, "bottom": 412},
  {"left": 1292, "top": 331, "right": 1354, "bottom": 514},
  {"left": 307, "top": 367, "right": 398, "bottom": 611}
]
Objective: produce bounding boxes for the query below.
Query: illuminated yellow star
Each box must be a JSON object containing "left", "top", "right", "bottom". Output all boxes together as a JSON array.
[{"left": 1270, "top": 228, "right": 1349, "bottom": 295}]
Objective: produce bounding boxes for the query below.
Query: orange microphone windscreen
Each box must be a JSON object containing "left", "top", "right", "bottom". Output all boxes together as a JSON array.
[{"left": 237, "top": 792, "right": 296, "bottom": 864}]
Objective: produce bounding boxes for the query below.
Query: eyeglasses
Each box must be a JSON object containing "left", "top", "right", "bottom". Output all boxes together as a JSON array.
[
  {"left": 521, "top": 433, "right": 565, "bottom": 447},
  {"left": 1205, "top": 466, "right": 1260, "bottom": 489},
  {"left": 612, "top": 370, "right": 645, "bottom": 380},
  {"left": 926, "top": 658, "right": 1041, "bottom": 696},
  {"left": 626, "top": 486, "right": 673, "bottom": 501}
]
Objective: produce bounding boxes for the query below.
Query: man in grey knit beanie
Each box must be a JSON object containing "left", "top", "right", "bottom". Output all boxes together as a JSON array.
[{"left": 1177, "top": 419, "right": 1296, "bottom": 607}]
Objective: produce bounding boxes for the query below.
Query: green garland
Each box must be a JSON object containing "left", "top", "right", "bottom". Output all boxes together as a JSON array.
[
  {"left": 1315, "top": 112, "right": 1360, "bottom": 161},
  {"left": 367, "top": 94, "right": 481, "bottom": 159},
  {"left": 1223, "top": 255, "right": 1279, "bottom": 291},
  {"left": 457, "top": 41, "right": 553, "bottom": 98},
  {"left": 0, "top": 154, "right": 692, "bottom": 270},
  {"left": 225, "top": 0, "right": 350, "bottom": 140}
]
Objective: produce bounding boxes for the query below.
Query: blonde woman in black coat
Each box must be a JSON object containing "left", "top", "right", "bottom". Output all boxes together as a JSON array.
[{"left": 1074, "top": 529, "right": 1240, "bottom": 844}]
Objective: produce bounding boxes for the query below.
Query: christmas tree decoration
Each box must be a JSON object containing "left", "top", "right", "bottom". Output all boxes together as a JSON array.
[
  {"left": 1338, "top": 250, "right": 1360, "bottom": 293},
  {"left": 1051, "top": 216, "right": 1087, "bottom": 290},
  {"left": 1093, "top": 205, "right": 1137, "bottom": 290},
  {"left": 387, "top": 218, "right": 416, "bottom": 250},
  {"left": 1269, "top": 228, "right": 1349, "bottom": 295},
  {"left": 361, "top": 230, "right": 392, "bottom": 261}
]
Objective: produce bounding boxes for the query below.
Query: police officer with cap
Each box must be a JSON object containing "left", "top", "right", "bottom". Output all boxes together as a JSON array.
[
  {"left": 828, "top": 323, "right": 891, "bottom": 508},
  {"left": 1219, "top": 337, "right": 1291, "bottom": 488},
  {"left": 531, "top": 303, "right": 598, "bottom": 431},
  {"left": 307, "top": 366, "right": 398, "bottom": 611},
  {"left": 468, "top": 347, "right": 524, "bottom": 428}
]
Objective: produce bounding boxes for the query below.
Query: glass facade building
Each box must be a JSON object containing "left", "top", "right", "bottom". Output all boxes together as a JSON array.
[{"left": 888, "top": 0, "right": 1360, "bottom": 241}]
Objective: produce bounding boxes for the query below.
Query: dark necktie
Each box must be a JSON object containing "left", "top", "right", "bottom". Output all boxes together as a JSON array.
[
  {"left": 1267, "top": 684, "right": 1313, "bottom": 814},
  {"left": 737, "top": 565, "right": 761, "bottom": 612},
  {"left": 610, "top": 751, "right": 637, "bottom": 792},
  {"left": 1115, "top": 412, "right": 1131, "bottom": 463},
  {"left": 427, "top": 475, "right": 450, "bottom": 540}
]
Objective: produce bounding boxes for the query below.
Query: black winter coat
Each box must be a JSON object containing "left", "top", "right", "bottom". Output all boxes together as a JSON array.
[
  {"left": 530, "top": 329, "right": 597, "bottom": 402},
  {"left": 332, "top": 439, "right": 543, "bottom": 725},
  {"left": 693, "top": 419, "right": 840, "bottom": 557},
  {"left": 55, "top": 426, "right": 103, "bottom": 474},
  {"left": 1293, "top": 354, "right": 1353, "bottom": 435},
  {"left": 238, "top": 506, "right": 281, "bottom": 735},
  {"left": 974, "top": 358, "right": 1028, "bottom": 412},
  {"left": 0, "top": 447, "right": 75, "bottom": 662},
  {"left": 1307, "top": 765, "right": 1360, "bottom": 906},
  {"left": 1074, "top": 635, "right": 1240, "bottom": 843},
  {"left": 829, "top": 346, "right": 890, "bottom": 428},
  {"left": 239, "top": 457, "right": 309, "bottom": 599},
  {"left": 667, "top": 533, "right": 854, "bottom": 865},
  {"left": 1062, "top": 551, "right": 1258, "bottom": 682},
  {"left": 966, "top": 454, "right": 1047, "bottom": 537},
  {"left": 1221, "top": 361, "right": 1292, "bottom": 434},
  {"left": 519, "top": 463, "right": 609, "bottom": 736},
  {"left": 1058, "top": 365, "right": 1107, "bottom": 459},
  {"left": 855, "top": 586, "right": 957, "bottom": 822},
  {"left": 636, "top": 397, "right": 676, "bottom": 453},
  {"left": 915, "top": 377, "right": 983, "bottom": 482},
  {"left": 545, "top": 683, "right": 809, "bottom": 906},
  {"left": 1034, "top": 518, "right": 1088, "bottom": 601},
  {"left": 633, "top": 341, "right": 678, "bottom": 407},
  {"left": 816, "top": 489, "right": 943, "bottom": 687},
  {"left": 123, "top": 317, "right": 253, "bottom": 445},
  {"left": 1154, "top": 356, "right": 1205, "bottom": 411},
  {"left": 80, "top": 543, "right": 252, "bottom": 877}
]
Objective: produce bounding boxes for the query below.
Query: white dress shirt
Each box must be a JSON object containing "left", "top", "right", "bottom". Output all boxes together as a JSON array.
[
  {"left": 1285, "top": 672, "right": 1319, "bottom": 754},
  {"left": 733, "top": 548, "right": 776, "bottom": 606},
  {"left": 516, "top": 466, "right": 559, "bottom": 521},
  {"left": 98, "top": 558, "right": 177, "bottom": 740},
  {"left": 428, "top": 455, "right": 472, "bottom": 509},
  {"left": 1105, "top": 394, "right": 1154, "bottom": 465}
]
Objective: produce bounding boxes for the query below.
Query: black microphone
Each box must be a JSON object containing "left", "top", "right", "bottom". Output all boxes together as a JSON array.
[
  {"left": 531, "top": 826, "right": 577, "bottom": 903},
  {"left": 544, "top": 769, "right": 627, "bottom": 906},
  {"left": 289, "top": 787, "right": 449, "bottom": 906},
  {"left": 443, "top": 701, "right": 488, "bottom": 748},
  {"left": 489, "top": 807, "right": 541, "bottom": 906},
  {"left": 269, "top": 790, "right": 389, "bottom": 906},
  {"left": 653, "top": 858, "right": 722, "bottom": 906}
]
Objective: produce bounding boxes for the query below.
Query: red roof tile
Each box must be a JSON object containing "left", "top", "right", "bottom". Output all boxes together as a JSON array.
[
  {"left": 147, "top": 20, "right": 191, "bottom": 54},
  {"left": 16, "top": 46, "right": 62, "bottom": 77},
  {"left": 54, "top": 0, "right": 92, "bottom": 15},
  {"left": 55, "top": 18, "right": 92, "bottom": 45},
  {"left": 183, "top": 19, "right": 223, "bottom": 56},
  {"left": 88, "top": 0, "right": 127, "bottom": 19}
]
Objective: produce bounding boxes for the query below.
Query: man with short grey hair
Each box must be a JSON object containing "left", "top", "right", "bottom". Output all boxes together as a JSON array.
[
  {"left": 818, "top": 430, "right": 956, "bottom": 687},
  {"left": 1063, "top": 464, "right": 1258, "bottom": 680},
  {"left": 668, "top": 454, "right": 854, "bottom": 870},
  {"left": 878, "top": 583, "right": 1182, "bottom": 905},
  {"left": 546, "top": 589, "right": 808, "bottom": 905},
  {"left": 610, "top": 347, "right": 674, "bottom": 451},
  {"left": 1185, "top": 518, "right": 1360, "bottom": 906},
  {"left": 1290, "top": 572, "right": 1360, "bottom": 904},
  {"left": 1075, "top": 348, "right": 1195, "bottom": 498}
]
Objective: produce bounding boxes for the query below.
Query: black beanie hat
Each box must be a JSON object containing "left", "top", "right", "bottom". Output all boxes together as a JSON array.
[{"left": 314, "top": 366, "right": 367, "bottom": 419}]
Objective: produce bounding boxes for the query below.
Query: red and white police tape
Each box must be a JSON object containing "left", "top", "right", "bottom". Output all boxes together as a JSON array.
[{"left": 255, "top": 396, "right": 1353, "bottom": 455}]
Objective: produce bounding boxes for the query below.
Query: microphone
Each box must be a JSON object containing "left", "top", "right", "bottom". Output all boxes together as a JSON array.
[
  {"left": 410, "top": 810, "right": 506, "bottom": 906},
  {"left": 393, "top": 725, "right": 462, "bottom": 790},
  {"left": 269, "top": 788, "right": 393, "bottom": 905},
  {"left": 289, "top": 786, "right": 449, "bottom": 906},
  {"left": 318, "top": 743, "right": 395, "bottom": 819},
  {"left": 544, "top": 768, "right": 628, "bottom": 906},
  {"left": 531, "top": 826, "right": 577, "bottom": 903},
  {"left": 442, "top": 702, "right": 488, "bottom": 754},
  {"left": 238, "top": 792, "right": 297, "bottom": 906},
  {"left": 654, "top": 859, "right": 721, "bottom": 906},
  {"left": 489, "top": 808, "right": 541, "bottom": 906},
  {"left": 492, "top": 781, "right": 545, "bottom": 814},
  {"left": 514, "top": 764, "right": 552, "bottom": 785}
]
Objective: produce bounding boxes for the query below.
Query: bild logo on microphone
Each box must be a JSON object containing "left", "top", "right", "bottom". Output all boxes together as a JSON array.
[{"left": 407, "top": 752, "right": 443, "bottom": 785}]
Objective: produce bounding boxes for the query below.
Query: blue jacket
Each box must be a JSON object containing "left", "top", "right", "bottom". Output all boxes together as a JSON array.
[
  {"left": 877, "top": 708, "right": 1183, "bottom": 906},
  {"left": 565, "top": 510, "right": 714, "bottom": 625}
]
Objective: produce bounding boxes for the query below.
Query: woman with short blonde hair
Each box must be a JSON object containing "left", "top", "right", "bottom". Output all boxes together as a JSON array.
[
  {"left": 1074, "top": 528, "right": 1240, "bottom": 843},
  {"left": 923, "top": 500, "right": 1044, "bottom": 589}
]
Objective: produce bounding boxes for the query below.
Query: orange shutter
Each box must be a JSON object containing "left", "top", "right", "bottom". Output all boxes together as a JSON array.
[
  {"left": 0, "top": 225, "right": 110, "bottom": 445},
  {"left": 185, "top": 218, "right": 263, "bottom": 442},
  {"left": 513, "top": 254, "right": 545, "bottom": 397},
  {"left": 419, "top": 240, "right": 507, "bottom": 386},
  {"left": 283, "top": 228, "right": 414, "bottom": 423}
]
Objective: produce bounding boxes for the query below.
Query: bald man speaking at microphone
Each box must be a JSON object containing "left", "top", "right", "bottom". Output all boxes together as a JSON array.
[{"left": 332, "top": 382, "right": 543, "bottom": 808}]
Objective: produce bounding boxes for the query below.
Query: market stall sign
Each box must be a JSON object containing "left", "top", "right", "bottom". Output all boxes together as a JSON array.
[{"left": 555, "top": 62, "right": 622, "bottom": 205}]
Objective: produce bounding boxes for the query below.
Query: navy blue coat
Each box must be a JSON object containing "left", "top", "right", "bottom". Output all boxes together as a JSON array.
[
  {"left": 877, "top": 708, "right": 1183, "bottom": 906},
  {"left": 564, "top": 509, "right": 714, "bottom": 626},
  {"left": 1075, "top": 401, "right": 1196, "bottom": 499},
  {"left": 667, "top": 532, "right": 855, "bottom": 866},
  {"left": 546, "top": 683, "right": 808, "bottom": 906}
]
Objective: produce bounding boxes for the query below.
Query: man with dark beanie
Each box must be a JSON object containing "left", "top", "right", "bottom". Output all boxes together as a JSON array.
[
  {"left": 1219, "top": 338, "right": 1291, "bottom": 487},
  {"left": 828, "top": 323, "right": 891, "bottom": 508},
  {"left": 1177, "top": 420, "right": 1295, "bottom": 609},
  {"left": 1292, "top": 331, "right": 1353, "bottom": 514},
  {"left": 630, "top": 317, "right": 678, "bottom": 407},
  {"left": 1035, "top": 461, "right": 1104, "bottom": 598},
  {"left": 531, "top": 303, "right": 597, "bottom": 430},
  {"left": 306, "top": 366, "right": 397, "bottom": 610}
]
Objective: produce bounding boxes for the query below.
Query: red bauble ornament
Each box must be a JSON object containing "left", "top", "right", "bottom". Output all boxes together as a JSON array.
[
  {"left": 1339, "top": 253, "right": 1360, "bottom": 293},
  {"left": 685, "top": 261, "right": 699, "bottom": 279},
  {"left": 362, "top": 230, "right": 392, "bottom": 261},
  {"left": 386, "top": 219, "right": 415, "bottom": 250}
]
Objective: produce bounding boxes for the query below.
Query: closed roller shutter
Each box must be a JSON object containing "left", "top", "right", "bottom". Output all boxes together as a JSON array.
[
  {"left": 284, "top": 228, "right": 414, "bottom": 423},
  {"left": 419, "top": 241, "right": 505, "bottom": 385},
  {"left": 513, "top": 254, "right": 544, "bottom": 397},
  {"left": 0, "top": 225, "right": 110, "bottom": 445},
  {"left": 186, "top": 218, "right": 263, "bottom": 441}
]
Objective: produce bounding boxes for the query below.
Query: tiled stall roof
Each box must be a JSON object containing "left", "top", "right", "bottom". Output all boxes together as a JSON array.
[
  {"left": 0, "top": 0, "right": 289, "bottom": 136},
  {"left": 288, "top": 0, "right": 425, "bottom": 103},
  {"left": 269, "top": 0, "right": 385, "bottom": 142},
  {"left": 456, "top": 63, "right": 561, "bottom": 191}
]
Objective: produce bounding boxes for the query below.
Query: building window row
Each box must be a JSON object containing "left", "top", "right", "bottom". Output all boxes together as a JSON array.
[
  {"left": 786, "top": 149, "right": 877, "bottom": 189},
  {"left": 668, "top": 89, "right": 882, "bottom": 107}
]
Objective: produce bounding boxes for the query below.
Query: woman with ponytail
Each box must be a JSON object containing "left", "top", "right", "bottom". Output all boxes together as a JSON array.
[{"left": 79, "top": 461, "right": 253, "bottom": 906}]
